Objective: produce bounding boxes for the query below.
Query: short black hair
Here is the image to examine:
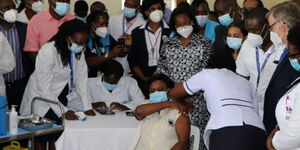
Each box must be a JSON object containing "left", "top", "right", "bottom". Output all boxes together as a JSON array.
[
  {"left": 169, "top": 5, "right": 199, "bottom": 35},
  {"left": 243, "top": 0, "right": 264, "bottom": 8},
  {"left": 228, "top": 21, "right": 248, "bottom": 36},
  {"left": 74, "top": 0, "right": 89, "bottom": 13},
  {"left": 86, "top": 10, "right": 109, "bottom": 27},
  {"left": 141, "top": 0, "right": 165, "bottom": 20},
  {"left": 245, "top": 7, "right": 269, "bottom": 27},
  {"left": 207, "top": 53, "right": 236, "bottom": 72},
  {"left": 101, "top": 59, "right": 124, "bottom": 79},
  {"left": 149, "top": 74, "right": 174, "bottom": 89},
  {"left": 190, "top": 0, "right": 210, "bottom": 16},
  {"left": 90, "top": 1, "right": 107, "bottom": 13},
  {"left": 288, "top": 23, "right": 300, "bottom": 52}
]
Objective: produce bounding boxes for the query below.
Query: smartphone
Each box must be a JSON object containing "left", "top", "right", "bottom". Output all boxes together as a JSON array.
[
  {"left": 126, "top": 111, "right": 135, "bottom": 117},
  {"left": 95, "top": 107, "right": 115, "bottom": 115},
  {"left": 117, "top": 38, "right": 125, "bottom": 46}
]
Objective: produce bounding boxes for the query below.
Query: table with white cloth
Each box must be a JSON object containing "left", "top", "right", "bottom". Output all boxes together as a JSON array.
[{"left": 55, "top": 112, "right": 139, "bottom": 150}]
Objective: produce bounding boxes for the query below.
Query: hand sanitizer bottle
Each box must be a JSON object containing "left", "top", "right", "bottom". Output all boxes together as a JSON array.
[{"left": 9, "top": 105, "right": 18, "bottom": 135}]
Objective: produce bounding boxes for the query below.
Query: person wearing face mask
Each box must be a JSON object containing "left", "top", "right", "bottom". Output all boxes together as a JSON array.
[
  {"left": 213, "top": 0, "right": 243, "bottom": 55},
  {"left": 155, "top": 5, "right": 212, "bottom": 150},
  {"left": 226, "top": 22, "right": 247, "bottom": 60},
  {"left": 85, "top": 10, "right": 127, "bottom": 77},
  {"left": 236, "top": 7, "right": 277, "bottom": 120},
  {"left": 242, "top": 0, "right": 264, "bottom": 16},
  {"left": 128, "top": 0, "right": 171, "bottom": 96},
  {"left": 266, "top": 24, "right": 300, "bottom": 150},
  {"left": 74, "top": 0, "right": 88, "bottom": 23},
  {"left": 263, "top": 1, "right": 300, "bottom": 135},
  {"left": 20, "top": 19, "right": 95, "bottom": 150},
  {"left": 87, "top": 59, "right": 144, "bottom": 112},
  {"left": 0, "top": 0, "right": 30, "bottom": 112},
  {"left": 16, "top": 0, "right": 43, "bottom": 24},
  {"left": 23, "top": 0, "right": 75, "bottom": 63},
  {"left": 191, "top": 0, "right": 219, "bottom": 43},
  {"left": 131, "top": 73, "right": 190, "bottom": 150},
  {"left": 169, "top": 53, "right": 266, "bottom": 150},
  {"left": 109, "top": 0, "right": 145, "bottom": 76}
]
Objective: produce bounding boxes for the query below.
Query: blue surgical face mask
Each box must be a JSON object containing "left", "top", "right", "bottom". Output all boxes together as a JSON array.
[
  {"left": 289, "top": 59, "right": 300, "bottom": 72},
  {"left": 123, "top": 7, "right": 136, "bottom": 18},
  {"left": 149, "top": 91, "right": 168, "bottom": 103},
  {"left": 102, "top": 81, "right": 117, "bottom": 91},
  {"left": 53, "top": 1, "right": 70, "bottom": 16},
  {"left": 226, "top": 37, "right": 242, "bottom": 50},
  {"left": 195, "top": 15, "right": 208, "bottom": 27},
  {"left": 68, "top": 43, "right": 84, "bottom": 53},
  {"left": 218, "top": 13, "right": 233, "bottom": 26}
]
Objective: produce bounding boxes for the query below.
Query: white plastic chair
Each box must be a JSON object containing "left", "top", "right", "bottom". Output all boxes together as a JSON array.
[{"left": 190, "top": 125, "right": 200, "bottom": 150}]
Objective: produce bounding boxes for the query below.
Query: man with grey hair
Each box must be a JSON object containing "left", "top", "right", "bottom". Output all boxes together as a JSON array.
[{"left": 263, "top": 1, "right": 300, "bottom": 135}]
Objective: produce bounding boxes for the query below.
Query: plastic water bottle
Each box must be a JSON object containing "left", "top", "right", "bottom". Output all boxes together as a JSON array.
[
  {"left": 9, "top": 105, "right": 18, "bottom": 135},
  {"left": 0, "top": 96, "right": 7, "bottom": 136}
]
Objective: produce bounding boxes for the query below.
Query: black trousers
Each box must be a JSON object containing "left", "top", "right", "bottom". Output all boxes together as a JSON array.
[
  {"left": 36, "top": 84, "right": 69, "bottom": 142},
  {"left": 5, "top": 78, "right": 28, "bottom": 112},
  {"left": 209, "top": 124, "right": 266, "bottom": 150}
]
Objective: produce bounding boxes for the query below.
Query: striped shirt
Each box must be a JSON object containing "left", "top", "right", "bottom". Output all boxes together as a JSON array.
[{"left": 0, "top": 25, "right": 26, "bottom": 82}]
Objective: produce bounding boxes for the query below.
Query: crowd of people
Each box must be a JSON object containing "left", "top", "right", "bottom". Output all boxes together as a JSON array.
[{"left": 0, "top": 0, "right": 300, "bottom": 149}]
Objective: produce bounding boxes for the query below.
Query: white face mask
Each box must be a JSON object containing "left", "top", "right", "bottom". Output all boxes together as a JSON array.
[
  {"left": 246, "top": 33, "right": 263, "bottom": 48},
  {"left": 270, "top": 31, "right": 283, "bottom": 46},
  {"left": 0, "top": 9, "right": 17, "bottom": 23},
  {"left": 31, "top": 1, "right": 43, "bottom": 13},
  {"left": 95, "top": 27, "right": 108, "bottom": 38},
  {"left": 149, "top": 10, "right": 163, "bottom": 23},
  {"left": 176, "top": 25, "right": 193, "bottom": 38}
]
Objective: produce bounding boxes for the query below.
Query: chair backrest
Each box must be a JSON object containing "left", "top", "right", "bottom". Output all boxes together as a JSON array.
[{"left": 190, "top": 125, "right": 200, "bottom": 150}]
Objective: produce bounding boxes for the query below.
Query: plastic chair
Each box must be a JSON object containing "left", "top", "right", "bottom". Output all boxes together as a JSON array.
[{"left": 190, "top": 125, "right": 200, "bottom": 150}]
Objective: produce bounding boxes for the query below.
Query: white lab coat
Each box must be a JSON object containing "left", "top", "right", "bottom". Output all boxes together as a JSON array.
[
  {"left": 20, "top": 41, "right": 92, "bottom": 117},
  {"left": 0, "top": 32, "right": 15, "bottom": 96}
]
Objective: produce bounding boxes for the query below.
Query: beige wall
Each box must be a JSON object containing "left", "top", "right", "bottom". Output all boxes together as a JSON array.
[{"left": 43, "top": 0, "right": 285, "bottom": 17}]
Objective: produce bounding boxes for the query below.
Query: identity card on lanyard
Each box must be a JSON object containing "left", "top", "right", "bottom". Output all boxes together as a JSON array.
[{"left": 69, "top": 53, "right": 76, "bottom": 93}]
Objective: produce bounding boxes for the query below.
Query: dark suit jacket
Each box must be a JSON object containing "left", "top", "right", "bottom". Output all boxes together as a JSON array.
[
  {"left": 213, "top": 25, "right": 229, "bottom": 55},
  {"left": 263, "top": 54, "right": 300, "bottom": 134},
  {"left": 128, "top": 25, "right": 171, "bottom": 77}
]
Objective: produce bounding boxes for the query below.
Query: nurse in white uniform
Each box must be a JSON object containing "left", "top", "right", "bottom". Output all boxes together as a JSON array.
[
  {"left": 169, "top": 53, "right": 266, "bottom": 150},
  {"left": 266, "top": 24, "right": 300, "bottom": 150},
  {"left": 0, "top": 32, "right": 15, "bottom": 97},
  {"left": 20, "top": 19, "right": 95, "bottom": 122}
]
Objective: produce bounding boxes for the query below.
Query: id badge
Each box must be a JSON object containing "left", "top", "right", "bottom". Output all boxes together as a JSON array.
[
  {"left": 148, "top": 59, "right": 157, "bottom": 67},
  {"left": 66, "top": 90, "right": 80, "bottom": 103}
]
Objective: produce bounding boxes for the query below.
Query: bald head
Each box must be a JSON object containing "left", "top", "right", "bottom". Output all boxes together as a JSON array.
[{"left": 214, "top": 0, "right": 238, "bottom": 17}]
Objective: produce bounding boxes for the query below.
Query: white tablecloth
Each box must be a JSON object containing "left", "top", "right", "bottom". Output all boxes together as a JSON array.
[{"left": 55, "top": 112, "right": 139, "bottom": 150}]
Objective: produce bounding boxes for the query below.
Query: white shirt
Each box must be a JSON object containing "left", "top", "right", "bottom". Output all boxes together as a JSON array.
[
  {"left": 17, "top": 9, "right": 28, "bottom": 24},
  {"left": 0, "top": 32, "right": 15, "bottom": 96},
  {"left": 20, "top": 42, "right": 92, "bottom": 117},
  {"left": 236, "top": 40, "right": 283, "bottom": 119},
  {"left": 139, "top": 21, "right": 169, "bottom": 67},
  {"left": 273, "top": 77, "right": 300, "bottom": 150},
  {"left": 183, "top": 69, "right": 265, "bottom": 148},
  {"left": 88, "top": 75, "right": 144, "bottom": 109},
  {"left": 108, "top": 14, "right": 145, "bottom": 76}
]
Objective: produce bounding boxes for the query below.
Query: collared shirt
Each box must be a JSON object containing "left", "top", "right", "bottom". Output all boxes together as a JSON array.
[
  {"left": 183, "top": 69, "right": 265, "bottom": 148},
  {"left": 87, "top": 75, "right": 144, "bottom": 109},
  {"left": 273, "top": 77, "right": 300, "bottom": 150},
  {"left": 108, "top": 14, "right": 145, "bottom": 41},
  {"left": 24, "top": 10, "right": 75, "bottom": 52},
  {"left": 236, "top": 40, "right": 282, "bottom": 119},
  {"left": 0, "top": 32, "right": 15, "bottom": 96},
  {"left": 0, "top": 25, "right": 26, "bottom": 82},
  {"left": 17, "top": 9, "right": 28, "bottom": 24},
  {"left": 139, "top": 21, "right": 168, "bottom": 67}
]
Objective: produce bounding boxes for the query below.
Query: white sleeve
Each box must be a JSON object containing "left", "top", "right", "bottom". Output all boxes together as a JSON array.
[
  {"left": 183, "top": 70, "right": 206, "bottom": 95},
  {"left": 0, "top": 33, "right": 15, "bottom": 74},
  {"left": 126, "top": 77, "right": 145, "bottom": 109},
  {"left": 108, "top": 16, "right": 118, "bottom": 41},
  {"left": 75, "top": 52, "right": 92, "bottom": 111},
  {"left": 273, "top": 89, "right": 300, "bottom": 150},
  {"left": 235, "top": 42, "right": 250, "bottom": 77}
]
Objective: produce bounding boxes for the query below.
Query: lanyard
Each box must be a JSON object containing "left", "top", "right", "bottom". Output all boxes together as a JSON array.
[
  {"left": 146, "top": 30, "right": 162, "bottom": 58},
  {"left": 256, "top": 47, "right": 272, "bottom": 86},
  {"left": 279, "top": 47, "right": 288, "bottom": 64},
  {"left": 69, "top": 53, "right": 75, "bottom": 91},
  {"left": 122, "top": 16, "right": 135, "bottom": 34}
]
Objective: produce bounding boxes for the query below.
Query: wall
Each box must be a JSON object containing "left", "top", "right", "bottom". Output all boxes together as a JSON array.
[{"left": 43, "top": 0, "right": 285, "bottom": 17}]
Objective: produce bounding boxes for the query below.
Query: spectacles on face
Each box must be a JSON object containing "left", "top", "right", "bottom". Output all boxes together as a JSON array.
[{"left": 268, "top": 19, "right": 281, "bottom": 31}]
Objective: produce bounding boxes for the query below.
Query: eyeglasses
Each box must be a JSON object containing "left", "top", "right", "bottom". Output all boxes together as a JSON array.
[{"left": 268, "top": 19, "right": 281, "bottom": 31}]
